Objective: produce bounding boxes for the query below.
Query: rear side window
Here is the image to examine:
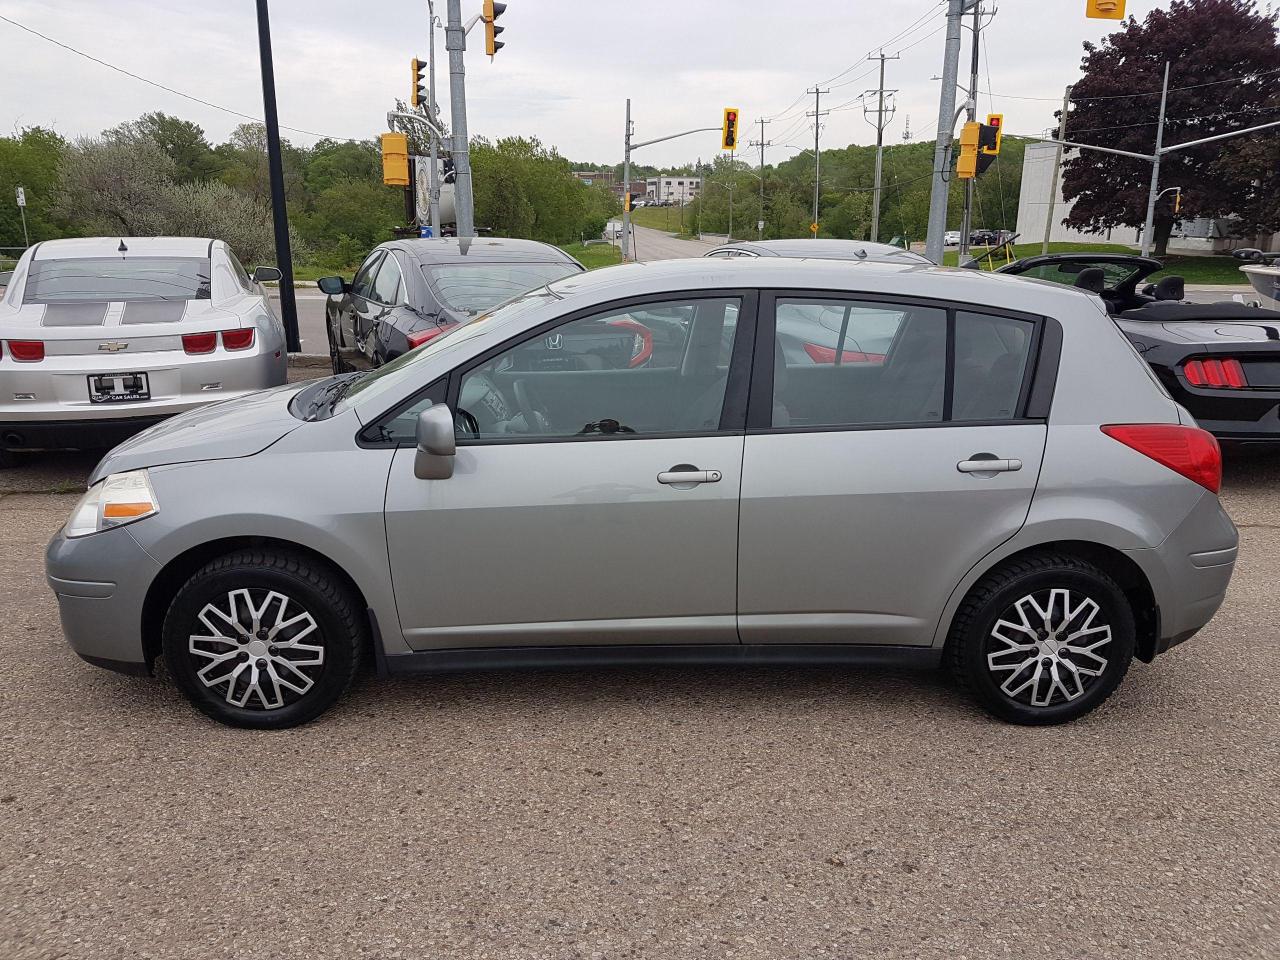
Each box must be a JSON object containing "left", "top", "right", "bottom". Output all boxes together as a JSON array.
[
  {"left": 952, "top": 312, "right": 1034, "bottom": 420},
  {"left": 23, "top": 257, "right": 211, "bottom": 303}
]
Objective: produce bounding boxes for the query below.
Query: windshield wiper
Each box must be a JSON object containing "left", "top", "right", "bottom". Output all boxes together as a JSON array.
[{"left": 300, "top": 372, "right": 362, "bottom": 421}]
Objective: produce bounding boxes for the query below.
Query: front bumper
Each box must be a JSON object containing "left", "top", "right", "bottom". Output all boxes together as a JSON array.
[
  {"left": 2, "top": 415, "right": 165, "bottom": 451},
  {"left": 46, "top": 522, "right": 161, "bottom": 674}
]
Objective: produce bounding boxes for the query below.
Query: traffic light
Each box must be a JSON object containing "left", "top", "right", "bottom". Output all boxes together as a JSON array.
[
  {"left": 483, "top": 0, "right": 506, "bottom": 57},
  {"left": 956, "top": 121, "right": 980, "bottom": 180},
  {"left": 1173, "top": 188, "right": 1182, "bottom": 214},
  {"left": 722, "top": 107, "right": 740, "bottom": 151},
  {"left": 977, "top": 113, "right": 1002, "bottom": 176},
  {"left": 381, "top": 132, "right": 410, "bottom": 186},
  {"left": 624, "top": 192, "right": 633, "bottom": 213},
  {"left": 1086, "top": 0, "right": 1125, "bottom": 18},
  {"left": 410, "top": 57, "right": 427, "bottom": 109}
]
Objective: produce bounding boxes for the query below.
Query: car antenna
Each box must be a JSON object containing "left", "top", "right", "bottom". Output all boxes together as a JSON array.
[{"left": 117, "top": 239, "right": 128, "bottom": 254}]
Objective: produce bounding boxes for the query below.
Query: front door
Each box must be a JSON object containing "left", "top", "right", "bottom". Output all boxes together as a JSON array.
[
  {"left": 384, "top": 292, "right": 756, "bottom": 650},
  {"left": 737, "top": 294, "right": 1050, "bottom": 647}
]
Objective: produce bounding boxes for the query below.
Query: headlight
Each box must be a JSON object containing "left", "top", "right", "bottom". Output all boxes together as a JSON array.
[{"left": 65, "top": 470, "right": 159, "bottom": 539}]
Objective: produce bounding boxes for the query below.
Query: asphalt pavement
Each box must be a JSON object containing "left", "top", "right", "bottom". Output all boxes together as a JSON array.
[{"left": 2, "top": 445, "right": 1278, "bottom": 959}]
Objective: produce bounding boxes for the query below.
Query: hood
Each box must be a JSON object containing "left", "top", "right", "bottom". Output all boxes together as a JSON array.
[{"left": 89, "top": 381, "right": 304, "bottom": 484}]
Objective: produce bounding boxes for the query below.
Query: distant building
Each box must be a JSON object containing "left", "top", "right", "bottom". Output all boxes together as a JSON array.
[
  {"left": 573, "top": 170, "right": 615, "bottom": 189},
  {"left": 645, "top": 176, "right": 701, "bottom": 204}
]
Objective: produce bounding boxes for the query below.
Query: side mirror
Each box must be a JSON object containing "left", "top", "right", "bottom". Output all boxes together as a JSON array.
[
  {"left": 1232, "top": 248, "right": 1264, "bottom": 263},
  {"left": 252, "top": 265, "right": 283, "bottom": 283},
  {"left": 317, "top": 275, "right": 348, "bottom": 296},
  {"left": 414, "top": 404, "right": 456, "bottom": 480}
]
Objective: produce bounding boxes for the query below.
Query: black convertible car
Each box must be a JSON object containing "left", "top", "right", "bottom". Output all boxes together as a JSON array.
[
  {"left": 997, "top": 253, "right": 1280, "bottom": 443},
  {"left": 318, "top": 238, "right": 585, "bottom": 373}
]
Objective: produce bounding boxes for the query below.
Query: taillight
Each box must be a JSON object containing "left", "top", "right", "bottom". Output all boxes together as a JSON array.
[
  {"left": 406, "top": 325, "right": 450, "bottom": 349},
  {"left": 1183, "top": 357, "right": 1247, "bottom": 389},
  {"left": 8, "top": 340, "right": 45, "bottom": 362},
  {"left": 607, "top": 318, "right": 654, "bottom": 368},
  {"left": 182, "top": 332, "right": 216, "bottom": 355},
  {"left": 221, "top": 328, "right": 255, "bottom": 351},
  {"left": 802, "top": 342, "right": 884, "bottom": 365},
  {"left": 1101, "top": 424, "right": 1222, "bottom": 494}
]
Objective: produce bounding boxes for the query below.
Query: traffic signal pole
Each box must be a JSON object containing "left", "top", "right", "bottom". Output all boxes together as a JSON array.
[
  {"left": 925, "top": 0, "right": 967, "bottom": 264},
  {"left": 253, "top": 0, "right": 300, "bottom": 353},
  {"left": 1042, "top": 85, "right": 1072, "bottom": 255},
  {"left": 445, "top": 0, "right": 475, "bottom": 237},
  {"left": 621, "top": 111, "right": 720, "bottom": 261},
  {"left": 957, "top": 1, "right": 982, "bottom": 260},
  {"left": 1139, "top": 62, "right": 1170, "bottom": 259}
]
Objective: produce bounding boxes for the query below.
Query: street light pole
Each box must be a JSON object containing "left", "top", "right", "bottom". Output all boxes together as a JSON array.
[
  {"left": 1140, "top": 62, "right": 1171, "bottom": 259},
  {"left": 445, "top": 0, "right": 474, "bottom": 237},
  {"left": 253, "top": 0, "right": 300, "bottom": 353},
  {"left": 1042, "top": 84, "right": 1072, "bottom": 255},
  {"left": 622, "top": 98, "right": 633, "bottom": 260}
]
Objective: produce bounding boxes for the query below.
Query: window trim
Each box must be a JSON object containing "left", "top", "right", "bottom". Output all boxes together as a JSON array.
[
  {"left": 369, "top": 252, "right": 404, "bottom": 307},
  {"left": 351, "top": 250, "right": 385, "bottom": 302},
  {"left": 440, "top": 288, "right": 761, "bottom": 447},
  {"left": 745, "top": 288, "right": 1058, "bottom": 435}
]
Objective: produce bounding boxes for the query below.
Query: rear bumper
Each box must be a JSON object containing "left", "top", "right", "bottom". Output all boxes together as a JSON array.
[
  {"left": 1, "top": 415, "right": 165, "bottom": 451},
  {"left": 1125, "top": 491, "right": 1238, "bottom": 655}
]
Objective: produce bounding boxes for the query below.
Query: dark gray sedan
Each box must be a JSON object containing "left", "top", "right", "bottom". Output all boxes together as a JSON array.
[{"left": 318, "top": 237, "right": 584, "bottom": 373}]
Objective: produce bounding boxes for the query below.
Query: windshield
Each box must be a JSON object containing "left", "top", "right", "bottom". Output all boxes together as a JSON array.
[
  {"left": 23, "top": 257, "right": 212, "bottom": 303},
  {"left": 424, "top": 261, "right": 580, "bottom": 316},
  {"left": 337, "top": 288, "right": 559, "bottom": 415},
  {"left": 1015, "top": 260, "right": 1140, "bottom": 290}
]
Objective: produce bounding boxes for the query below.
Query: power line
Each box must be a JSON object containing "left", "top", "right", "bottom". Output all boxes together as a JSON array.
[
  {"left": 981, "top": 65, "right": 1280, "bottom": 103},
  {"left": 0, "top": 13, "right": 359, "bottom": 141}
]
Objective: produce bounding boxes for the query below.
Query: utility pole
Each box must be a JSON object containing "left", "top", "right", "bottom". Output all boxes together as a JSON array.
[
  {"left": 957, "top": 1, "right": 982, "bottom": 260},
  {"left": 1140, "top": 62, "right": 1171, "bottom": 259},
  {"left": 445, "top": 0, "right": 474, "bottom": 237},
  {"left": 864, "top": 51, "right": 899, "bottom": 243},
  {"left": 1042, "top": 84, "right": 1072, "bottom": 255},
  {"left": 925, "top": 0, "right": 967, "bottom": 265},
  {"left": 751, "top": 117, "right": 771, "bottom": 240},
  {"left": 253, "top": 0, "right": 300, "bottom": 353},
  {"left": 622, "top": 98, "right": 634, "bottom": 260},
  {"left": 426, "top": 0, "right": 442, "bottom": 234},
  {"left": 807, "top": 86, "right": 829, "bottom": 236}
]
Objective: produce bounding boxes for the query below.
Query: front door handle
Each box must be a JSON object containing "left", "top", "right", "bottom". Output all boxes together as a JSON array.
[
  {"left": 657, "top": 467, "right": 722, "bottom": 486},
  {"left": 957, "top": 457, "right": 1023, "bottom": 474}
]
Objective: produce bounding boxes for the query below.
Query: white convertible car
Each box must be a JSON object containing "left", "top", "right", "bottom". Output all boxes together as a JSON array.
[{"left": 0, "top": 237, "right": 288, "bottom": 457}]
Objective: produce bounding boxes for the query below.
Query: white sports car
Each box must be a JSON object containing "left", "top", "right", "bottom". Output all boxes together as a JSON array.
[{"left": 0, "top": 236, "right": 288, "bottom": 456}]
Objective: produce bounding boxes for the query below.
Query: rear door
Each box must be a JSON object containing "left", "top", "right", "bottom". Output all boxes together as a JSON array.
[{"left": 737, "top": 293, "right": 1052, "bottom": 647}]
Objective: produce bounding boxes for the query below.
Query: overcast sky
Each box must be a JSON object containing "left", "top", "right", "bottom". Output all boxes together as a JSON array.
[{"left": 0, "top": 0, "right": 1174, "bottom": 167}]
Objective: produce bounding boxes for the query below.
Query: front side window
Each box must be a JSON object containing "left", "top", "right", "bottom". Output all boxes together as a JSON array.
[
  {"left": 425, "top": 262, "right": 582, "bottom": 317},
  {"left": 371, "top": 254, "right": 403, "bottom": 306},
  {"left": 771, "top": 298, "right": 945, "bottom": 428},
  {"left": 456, "top": 297, "right": 742, "bottom": 440},
  {"left": 23, "top": 257, "right": 211, "bottom": 303},
  {"left": 351, "top": 251, "right": 384, "bottom": 300}
]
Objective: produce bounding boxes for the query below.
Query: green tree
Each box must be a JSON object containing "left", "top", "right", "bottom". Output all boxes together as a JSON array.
[
  {"left": 106, "top": 112, "right": 220, "bottom": 182},
  {"left": 0, "top": 127, "right": 68, "bottom": 247}
]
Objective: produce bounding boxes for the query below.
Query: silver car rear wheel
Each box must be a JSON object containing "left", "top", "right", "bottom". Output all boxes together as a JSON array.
[
  {"left": 984, "top": 589, "right": 1113, "bottom": 708},
  {"left": 188, "top": 588, "right": 326, "bottom": 711}
]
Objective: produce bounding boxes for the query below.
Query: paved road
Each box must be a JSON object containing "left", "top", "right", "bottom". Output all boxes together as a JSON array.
[
  {"left": 623, "top": 225, "right": 721, "bottom": 261},
  {"left": 2, "top": 447, "right": 1278, "bottom": 958},
  {"left": 268, "top": 290, "right": 328, "bottom": 357}
]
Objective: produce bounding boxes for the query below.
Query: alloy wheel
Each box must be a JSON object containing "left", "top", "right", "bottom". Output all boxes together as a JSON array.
[
  {"left": 985, "top": 588, "right": 1112, "bottom": 708},
  {"left": 187, "top": 588, "right": 325, "bottom": 711}
]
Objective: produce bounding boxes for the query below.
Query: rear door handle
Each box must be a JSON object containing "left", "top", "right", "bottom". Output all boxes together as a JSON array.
[
  {"left": 957, "top": 458, "right": 1023, "bottom": 474},
  {"left": 657, "top": 468, "right": 722, "bottom": 485}
]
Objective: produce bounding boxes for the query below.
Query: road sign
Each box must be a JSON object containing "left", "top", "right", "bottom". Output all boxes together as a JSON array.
[
  {"left": 419, "top": 224, "right": 434, "bottom": 238},
  {"left": 810, "top": 222, "right": 819, "bottom": 234},
  {"left": 15, "top": 187, "right": 26, "bottom": 207},
  {"left": 757, "top": 220, "right": 765, "bottom": 233}
]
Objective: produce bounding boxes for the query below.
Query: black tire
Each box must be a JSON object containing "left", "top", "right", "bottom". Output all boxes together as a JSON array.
[
  {"left": 327, "top": 314, "right": 344, "bottom": 375},
  {"left": 946, "top": 552, "right": 1136, "bottom": 725},
  {"left": 161, "top": 549, "right": 365, "bottom": 729}
]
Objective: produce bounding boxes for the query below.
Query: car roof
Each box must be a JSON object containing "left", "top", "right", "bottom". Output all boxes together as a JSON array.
[
  {"left": 709, "top": 238, "right": 931, "bottom": 264},
  {"left": 30, "top": 237, "right": 216, "bottom": 260},
  {"left": 383, "top": 237, "right": 579, "bottom": 265},
  {"left": 546, "top": 256, "right": 1093, "bottom": 315}
]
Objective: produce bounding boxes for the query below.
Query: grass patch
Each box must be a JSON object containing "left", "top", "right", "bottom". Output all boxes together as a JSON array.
[
  {"left": 943, "top": 241, "right": 1251, "bottom": 285},
  {"left": 291, "top": 263, "right": 360, "bottom": 282},
  {"left": 560, "top": 242, "right": 623, "bottom": 270},
  {"left": 628, "top": 206, "right": 692, "bottom": 232}
]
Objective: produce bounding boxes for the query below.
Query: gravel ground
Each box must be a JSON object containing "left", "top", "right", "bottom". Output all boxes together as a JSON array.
[{"left": 1, "top": 446, "right": 1277, "bottom": 960}]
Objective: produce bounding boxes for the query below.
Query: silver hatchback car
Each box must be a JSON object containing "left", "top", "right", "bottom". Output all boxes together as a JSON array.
[{"left": 46, "top": 258, "right": 1238, "bottom": 728}]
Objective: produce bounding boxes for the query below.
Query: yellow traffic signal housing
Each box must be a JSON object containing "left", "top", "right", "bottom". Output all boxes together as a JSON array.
[
  {"left": 956, "top": 121, "right": 980, "bottom": 180},
  {"left": 483, "top": 0, "right": 506, "bottom": 57},
  {"left": 624, "top": 192, "right": 633, "bottom": 213},
  {"left": 410, "top": 58, "right": 427, "bottom": 108},
  {"left": 381, "top": 132, "right": 410, "bottom": 186},
  {"left": 981, "top": 114, "right": 1003, "bottom": 156},
  {"left": 722, "top": 107, "right": 740, "bottom": 151},
  {"left": 1086, "top": 0, "right": 1125, "bottom": 19}
]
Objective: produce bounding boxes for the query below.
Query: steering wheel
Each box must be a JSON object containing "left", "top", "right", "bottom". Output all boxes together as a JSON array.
[{"left": 513, "top": 378, "right": 553, "bottom": 434}]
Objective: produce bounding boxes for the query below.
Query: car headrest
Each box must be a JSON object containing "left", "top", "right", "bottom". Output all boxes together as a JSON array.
[
  {"left": 1073, "top": 268, "right": 1106, "bottom": 295},
  {"left": 1153, "top": 275, "right": 1185, "bottom": 301}
]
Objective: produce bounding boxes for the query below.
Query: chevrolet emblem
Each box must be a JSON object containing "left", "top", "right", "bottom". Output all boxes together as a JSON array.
[{"left": 98, "top": 342, "right": 129, "bottom": 352}]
